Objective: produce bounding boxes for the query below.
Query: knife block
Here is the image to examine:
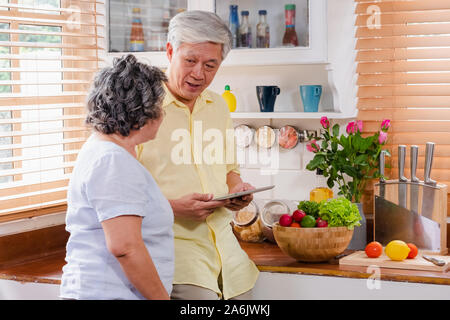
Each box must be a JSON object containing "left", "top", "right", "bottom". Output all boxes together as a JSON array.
[{"left": 374, "top": 181, "right": 447, "bottom": 255}]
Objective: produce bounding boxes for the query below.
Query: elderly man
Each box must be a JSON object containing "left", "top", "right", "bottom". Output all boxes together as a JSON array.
[{"left": 137, "top": 10, "right": 259, "bottom": 300}]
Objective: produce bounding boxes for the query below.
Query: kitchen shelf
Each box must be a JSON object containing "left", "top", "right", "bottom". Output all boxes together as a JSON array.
[
  {"left": 106, "top": 49, "right": 329, "bottom": 69},
  {"left": 230, "top": 112, "right": 357, "bottom": 120}
]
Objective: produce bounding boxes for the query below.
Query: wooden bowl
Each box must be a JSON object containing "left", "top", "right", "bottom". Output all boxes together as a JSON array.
[{"left": 273, "top": 223, "right": 354, "bottom": 262}]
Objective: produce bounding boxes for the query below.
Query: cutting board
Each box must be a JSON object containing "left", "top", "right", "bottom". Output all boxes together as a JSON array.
[{"left": 339, "top": 251, "right": 450, "bottom": 272}]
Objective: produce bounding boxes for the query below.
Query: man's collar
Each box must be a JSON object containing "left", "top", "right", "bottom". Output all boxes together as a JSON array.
[{"left": 162, "top": 82, "right": 213, "bottom": 109}]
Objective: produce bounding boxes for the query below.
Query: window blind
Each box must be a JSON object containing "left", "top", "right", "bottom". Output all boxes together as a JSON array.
[
  {"left": 0, "top": 0, "right": 105, "bottom": 222},
  {"left": 355, "top": 0, "right": 450, "bottom": 216}
]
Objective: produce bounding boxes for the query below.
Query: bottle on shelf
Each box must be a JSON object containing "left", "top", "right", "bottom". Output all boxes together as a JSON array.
[
  {"left": 256, "top": 10, "right": 270, "bottom": 48},
  {"left": 229, "top": 5, "right": 240, "bottom": 49},
  {"left": 239, "top": 10, "right": 252, "bottom": 48},
  {"left": 282, "top": 4, "right": 299, "bottom": 47},
  {"left": 129, "top": 7, "right": 145, "bottom": 52},
  {"left": 222, "top": 85, "right": 237, "bottom": 112},
  {"left": 310, "top": 169, "right": 333, "bottom": 203}
]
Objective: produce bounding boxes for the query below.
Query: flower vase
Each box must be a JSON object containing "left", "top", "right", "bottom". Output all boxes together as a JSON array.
[{"left": 347, "top": 203, "right": 367, "bottom": 250}]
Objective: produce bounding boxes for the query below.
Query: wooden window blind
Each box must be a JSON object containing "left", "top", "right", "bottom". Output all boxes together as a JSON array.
[
  {"left": 0, "top": 0, "right": 105, "bottom": 222},
  {"left": 355, "top": 0, "right": 450, "bottom": 216}
]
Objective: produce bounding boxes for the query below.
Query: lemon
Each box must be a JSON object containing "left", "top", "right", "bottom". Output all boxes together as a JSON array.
[
  {"left": 385, "top": 240, "right": 410, "bottom": 261},
  {"left": 222, "top": 85, "right": 236, "bottom": 112}
]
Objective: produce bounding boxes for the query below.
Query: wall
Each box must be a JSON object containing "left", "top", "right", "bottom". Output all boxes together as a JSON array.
[{"left": 208, "top": 0, "right": 357, "bottom": 206}]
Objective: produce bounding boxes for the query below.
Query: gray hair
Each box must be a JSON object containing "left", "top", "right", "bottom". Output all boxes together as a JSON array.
[
  {"left": 86, "top": 54, "right": 167, "bottom": 136},
  {"left": 167, "top": 10, "right": 232, "bottom": 60}
]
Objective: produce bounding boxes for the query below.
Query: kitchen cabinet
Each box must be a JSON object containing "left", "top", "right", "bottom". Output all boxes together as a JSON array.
[
  {"left": 105, "top": 0, "right": 355, "bottom": 118},
  {"left": 107, "top": 0, "right": 327, "bottom": 66}
]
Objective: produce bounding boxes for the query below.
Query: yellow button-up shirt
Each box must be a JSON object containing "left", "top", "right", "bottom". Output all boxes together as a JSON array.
[{"left": 137, "top": 85, "right": 259, "bottom": 299}]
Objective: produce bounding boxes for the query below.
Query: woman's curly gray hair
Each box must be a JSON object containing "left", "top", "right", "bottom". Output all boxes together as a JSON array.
[{"left": 86, "top": 54, "right": 167, "bottom": 136}]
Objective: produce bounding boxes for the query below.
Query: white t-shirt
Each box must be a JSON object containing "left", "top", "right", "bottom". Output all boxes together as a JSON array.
[{"left": 60, "top": 136, "right": 174, "bottom": 300}]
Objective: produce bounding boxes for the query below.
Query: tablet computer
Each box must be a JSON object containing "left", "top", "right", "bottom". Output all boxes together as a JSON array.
[{"left": 212, "top": 185, "right": 275, "bottom": 201}]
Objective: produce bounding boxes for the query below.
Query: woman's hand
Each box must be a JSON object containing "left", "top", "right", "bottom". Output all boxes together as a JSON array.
[
  {"left": 224, "top": 182, "right": 255, "bottom": 212},
  {"left": 169, "top": 193, "right": 229, "bottom": 221}
]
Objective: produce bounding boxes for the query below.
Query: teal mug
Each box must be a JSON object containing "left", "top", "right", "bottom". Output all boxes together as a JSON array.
[{"left": 300, "top": 85, "right": 322, "bottom": 112}]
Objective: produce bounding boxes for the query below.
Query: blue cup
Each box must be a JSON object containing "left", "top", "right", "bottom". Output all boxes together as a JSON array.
[
  {"left": 256, "top": 86, "right": 280, "bottom": 112},
  {"left": 300, "top": 85, "right": 322, "bottom": 112}
]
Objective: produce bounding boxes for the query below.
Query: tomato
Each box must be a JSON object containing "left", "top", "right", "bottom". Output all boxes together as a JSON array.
[
  {"left": 365, "top": 241, "right": 383, "bottom": 258},
  {"left": 290, "top": 222, "right": 301, "bottom": 228},
  {"left": 407, "top": 243, "right": 418, "bottom": 259}
]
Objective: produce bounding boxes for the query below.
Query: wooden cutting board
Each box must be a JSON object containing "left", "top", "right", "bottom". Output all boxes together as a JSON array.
[{"left": 339, "top": 251, "right": 450, "bottom": 272}]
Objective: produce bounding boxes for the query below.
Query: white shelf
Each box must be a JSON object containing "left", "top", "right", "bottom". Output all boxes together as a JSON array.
[{"left": 230, "top": 112, "right": 356, "bottom": 120}]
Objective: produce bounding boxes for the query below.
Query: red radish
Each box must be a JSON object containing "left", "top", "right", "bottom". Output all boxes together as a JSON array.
[
  {"left": 279, "top": 214, "right": 293, "bottom": 227},
  {"left": 316, "top": 218, "right": 328, "bottom": 228},
  {"left": 292, "top": 209, "right": 306, "bottom": 222}
]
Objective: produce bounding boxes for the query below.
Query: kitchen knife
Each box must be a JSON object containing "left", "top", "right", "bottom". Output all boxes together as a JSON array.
[
  {"left": 409, "top": 145, "right": 420, "bottom": 213},
  {"left": 421, "top": 142, "right": 437, "bottom": 220},
  {"left": 375, "top": 195, "right": 441, "bottom": 251},
  {"left": 398, "top": 145, "right": 407, "bottom": 208},
  {"left": 379, "top": 150, "right": 386, "bottom": 198},
  {"left": 422, "top": 255, "right": 446, "bottom": 267}
]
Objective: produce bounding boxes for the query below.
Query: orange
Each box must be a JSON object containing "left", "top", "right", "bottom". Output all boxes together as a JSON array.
[
  {"left": 407, "top": 243, "right": 418, "bottom": 259},
  {"left": 290, "top": 222, "right": 301, "bottom": 228},
  {"left": 365, "top": 241, "right": 383, "bottom": 258}
]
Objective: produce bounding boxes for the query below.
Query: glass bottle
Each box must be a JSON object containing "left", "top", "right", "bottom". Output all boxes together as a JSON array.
[
  {"left": 129, "top": 7, "right": 145, "bottom": 52},
  {"left": 282, "top": 4, "right": 298, "bottom": 47},
  {"left": 239, "top": 10, "right": 251, "bottom": 48},
  {"left": 310, "top": 169, "right": 333, "bottom": 203},
  {"left": 256, "top": 10, "right": 270, "bottom": 48},
  {"left": 229, "top": 5, "right": 240, "bottom": 49}
]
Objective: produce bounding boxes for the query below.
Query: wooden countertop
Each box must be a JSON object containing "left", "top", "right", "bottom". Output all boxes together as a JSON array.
[
  {"left": 0, "top": 241, "right": 449, "bottom": 286},
  {"left": 240, "top": 240, "right": 450, "bottom": 286}
]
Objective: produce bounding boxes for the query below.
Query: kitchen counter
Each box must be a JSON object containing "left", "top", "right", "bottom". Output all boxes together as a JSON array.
[
  {"left": 0, "top": 241, "right": 449, "bottom": 287},
  {"left": 240, "top": 241, "right": 450, "bottom": 286}
]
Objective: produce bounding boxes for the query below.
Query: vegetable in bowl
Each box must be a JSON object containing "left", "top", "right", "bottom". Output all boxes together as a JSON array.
[
  {"left": 297, "top": 200, "right": 320, "bottom": 218},
  {"left": 318, "top": 198, "right": 361, "bottom": 230}
]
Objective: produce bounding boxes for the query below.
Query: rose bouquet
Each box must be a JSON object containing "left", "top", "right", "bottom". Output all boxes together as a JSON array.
[{"left": 306, "top": 117, "right": 391, "bottom": 203}]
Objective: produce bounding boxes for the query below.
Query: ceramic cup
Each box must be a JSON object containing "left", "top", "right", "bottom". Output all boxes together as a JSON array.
[
  {"left": 256, "top": 86, "right": 280, "bottom": 112},
  {"left": 300, "top": 85, "right": 322, "bottom": 112}
]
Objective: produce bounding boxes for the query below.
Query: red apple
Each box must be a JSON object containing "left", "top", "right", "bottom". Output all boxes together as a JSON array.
[
  {"left": 279, "top": 214, "right": 293, "bottom": 227},
  {"left": 292, "top": 209, "right": 306, "bottom": 222}
]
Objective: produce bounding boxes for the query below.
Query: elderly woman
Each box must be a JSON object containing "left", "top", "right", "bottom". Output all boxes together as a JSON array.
[{"left": 59, "top": 54, "right": 173, "bottom": 300}]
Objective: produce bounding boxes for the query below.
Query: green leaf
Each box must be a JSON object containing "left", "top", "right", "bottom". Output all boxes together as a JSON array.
[{"left": 332, "top": 124, "right": 340, "bottom": 137}]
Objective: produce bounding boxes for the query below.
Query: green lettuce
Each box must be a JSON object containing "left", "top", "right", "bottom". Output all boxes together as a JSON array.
[
  {"left": 297, "top": 200, "right": 320, "bottom": 218},
  {"left": 318, "top": 198, "right": 361, "bottom": 230}
]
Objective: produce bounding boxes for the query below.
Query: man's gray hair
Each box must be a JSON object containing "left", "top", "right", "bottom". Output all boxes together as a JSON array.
[{"left": 167, "top": 10, "right": 232, "bottom": 60}]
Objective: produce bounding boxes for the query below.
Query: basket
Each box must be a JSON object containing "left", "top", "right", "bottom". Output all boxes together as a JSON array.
[{"left": 273, "top": 223, "right": 354, "bottom": 262}]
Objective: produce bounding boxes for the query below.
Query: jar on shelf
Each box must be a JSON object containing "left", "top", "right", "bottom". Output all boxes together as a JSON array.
[
  {"left": 232, "top": 201, "right": 265, "bottom": 243},
  {"left": 255, "top": 125, "right": 276, "bottom": 149},
  {"left": 260, "top": 199, "right": 291, "bottom": 243},
  {"left": 278, "top": 125, "right": 299, "bottom": 149},
  {"left": 234, "top": 124, "right": 255, "bottom": 148}
]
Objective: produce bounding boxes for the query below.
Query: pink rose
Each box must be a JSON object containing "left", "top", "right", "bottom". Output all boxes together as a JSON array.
[
  {"left": 381, "top": 119, "right": 390, "bottom": 132},
  {"left": 356, "top": 120, "right": 363, "bottom": 133},
  {"left": 378, "top": 131, "right": 388, "bottom": 144},
  {"left": 346, "top": 121, "right": 356, "bottom": 134},
  {"left": 307, "top": 139, "right": 320, "bottom": 153},
  {"left": 320, "top": 116, "right": 330, "bottom": 129}
]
